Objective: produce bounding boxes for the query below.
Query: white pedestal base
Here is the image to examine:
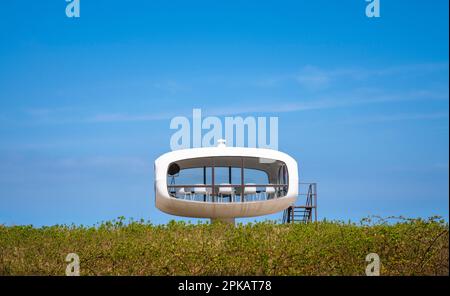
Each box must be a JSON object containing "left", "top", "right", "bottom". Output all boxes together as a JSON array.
[{"left": 210, "top": 218, "right": 235, "bottom": 224}]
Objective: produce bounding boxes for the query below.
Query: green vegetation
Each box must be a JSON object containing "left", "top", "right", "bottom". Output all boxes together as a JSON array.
[{"left": 0, "top": 217, "right": 448, "bottom": 275}]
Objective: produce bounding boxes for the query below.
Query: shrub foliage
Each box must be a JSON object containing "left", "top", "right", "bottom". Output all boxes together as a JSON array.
[{"left": 0, "top": 217, "right": 448, "bottom": 275}]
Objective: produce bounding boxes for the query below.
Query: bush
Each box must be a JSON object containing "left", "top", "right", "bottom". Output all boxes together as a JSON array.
[{"left": 0, "top": 217, "right": 448, "bottom": 275}]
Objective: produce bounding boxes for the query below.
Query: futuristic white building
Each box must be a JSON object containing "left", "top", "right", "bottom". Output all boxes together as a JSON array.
[{"left": 154, "top": 140, "right": 299, "bottom": 223}]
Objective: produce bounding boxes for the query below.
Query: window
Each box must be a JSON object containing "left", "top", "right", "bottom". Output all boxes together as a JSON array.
[{"left": 167, "top": 156, "right": 288, "bottom": 201}]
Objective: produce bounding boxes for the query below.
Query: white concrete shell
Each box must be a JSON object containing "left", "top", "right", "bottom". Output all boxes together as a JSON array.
[{"left": 154, "top": 144, "right": 298, "bottom": 220}]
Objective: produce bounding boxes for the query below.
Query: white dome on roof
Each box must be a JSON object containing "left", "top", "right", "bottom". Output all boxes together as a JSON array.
[{"left": 217, "top": 139, "right": 226, "bottom": 147}]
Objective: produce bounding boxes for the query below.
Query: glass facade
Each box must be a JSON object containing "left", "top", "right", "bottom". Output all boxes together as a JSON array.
[{"left": 167, "top": 156, "right": 288, "bottom": 202}]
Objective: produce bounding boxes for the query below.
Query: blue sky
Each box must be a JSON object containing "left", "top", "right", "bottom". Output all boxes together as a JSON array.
[{"left": 0, "top": 0, "right": 448, "bottom": 226}]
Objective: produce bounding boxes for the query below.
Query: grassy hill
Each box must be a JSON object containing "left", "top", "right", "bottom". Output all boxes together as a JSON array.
[{"left": 0, "top": 217, "right": 448, "bottom": 275}]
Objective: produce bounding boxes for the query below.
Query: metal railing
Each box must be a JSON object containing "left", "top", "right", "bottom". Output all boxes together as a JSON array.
[
  {"left": 167, "top": 184, "right": 289, "bottom": 203},
  {"left": 282, "top": 183, "right": 317, "bottom": 223}
]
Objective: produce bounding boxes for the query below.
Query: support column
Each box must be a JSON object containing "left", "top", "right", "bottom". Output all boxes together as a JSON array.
[{"left": 210, "top": 218, "right": 235, "bottom": 225}]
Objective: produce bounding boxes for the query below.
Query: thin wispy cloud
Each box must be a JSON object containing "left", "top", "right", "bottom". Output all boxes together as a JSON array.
[
  {"left": 21, "top": 87, "right": 448, "bottom": 124},
  {"left": 344, "top": 111, "right": 449, "bottom": 124},
  {"left": 295, "top": 66, "right": 331, "bottom": 90},
  {"left": 201, "top": 88, "right": 449, "bottom": 117},
  {"left": 86, "top": 113, "right": 171, "bottom": 123},
  {"left": 258, "top": 62, "right": 449, "bottom": 91},
  {"left": 14, "top": 62, "right": 448, "bottom": 124}
]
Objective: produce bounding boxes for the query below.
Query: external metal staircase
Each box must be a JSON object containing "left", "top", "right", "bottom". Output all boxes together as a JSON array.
[{"left": 282, "top": 183, "right": 317, "bottom": 223}]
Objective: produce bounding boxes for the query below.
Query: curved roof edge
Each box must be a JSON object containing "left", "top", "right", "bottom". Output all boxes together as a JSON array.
[{"left": 155, "top": 146, "right": 297, "bottom": 166}]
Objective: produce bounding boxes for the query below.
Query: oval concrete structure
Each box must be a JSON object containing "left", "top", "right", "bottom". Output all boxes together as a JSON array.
[{"left": 154, "top": 143, "right": 298, "bottom": 220}]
